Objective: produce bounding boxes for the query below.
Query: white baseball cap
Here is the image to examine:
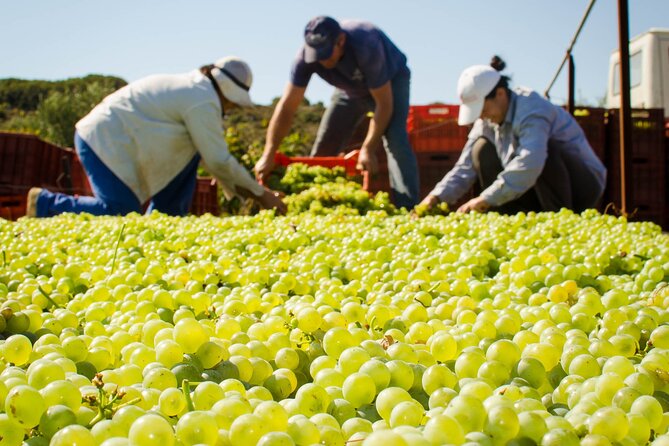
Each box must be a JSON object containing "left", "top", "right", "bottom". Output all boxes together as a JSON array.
[
  {"left": 456, "top": 65, "right": 501, "bottom": 125},
  {"left": 212, "top": 56, "right": 254, "bottom": 107}
]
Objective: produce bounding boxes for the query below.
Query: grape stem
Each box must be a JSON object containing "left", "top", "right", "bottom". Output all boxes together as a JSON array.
[
  {"left": 182, "top": 379, "right": 201, "bottom": 412},
  {"left": 38, "top": 285, "right": 62, "bottom": 309},
  {"left": 109, "top": 223, "right": 126, "bottom": 276}
]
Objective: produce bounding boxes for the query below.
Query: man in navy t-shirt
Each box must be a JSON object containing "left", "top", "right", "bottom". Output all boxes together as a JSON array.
[{"left": 254, "top": 16, "right": 419, "bottom": 208}]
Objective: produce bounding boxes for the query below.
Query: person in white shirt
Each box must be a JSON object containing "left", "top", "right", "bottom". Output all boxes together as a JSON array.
[
  {"left": 27, "top": 56, "right": 286, "bottom": 217},
  {"left": 420, "top": 57, "right": 606, "bottom": 214}
]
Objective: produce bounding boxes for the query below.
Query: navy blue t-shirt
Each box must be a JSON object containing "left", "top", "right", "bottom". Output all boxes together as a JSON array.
[{"left": 290, "top": 20, "right": 409, "bottom": 98}]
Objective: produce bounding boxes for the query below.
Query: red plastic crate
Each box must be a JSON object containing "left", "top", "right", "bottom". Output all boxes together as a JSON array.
[
  {"left": 0, "top": 132, "right": 45, "bottom": 195},
  {"left": 407, "top": 105, "right": 469, "bottom": 153},
  {"left": 572, "top": 107, "right": 607, "bottom": 162},
  {"left": 0, "top": 195, "right": 26, "bottom": 221},
  {"left": 607, "top": 108, "right": 665, "bottom": 162},
  {"left": 190, "top": 177, "right": 220, "bottom": 216},
  {"left": 273, "top": 151, "right": 361, "bottom": 177}
]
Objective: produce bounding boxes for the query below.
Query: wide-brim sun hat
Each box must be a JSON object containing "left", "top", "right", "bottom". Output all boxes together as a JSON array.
[
  {"left": 457, "top": 65, "right": 501, "bottom": 126},
  {"left": 212, "top": 56, "right": 254, "bottom": 107}
]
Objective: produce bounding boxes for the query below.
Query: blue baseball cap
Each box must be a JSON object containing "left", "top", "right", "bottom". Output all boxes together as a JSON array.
[{"left": 303, "top": 16, "right": 341, "bottom": 63}]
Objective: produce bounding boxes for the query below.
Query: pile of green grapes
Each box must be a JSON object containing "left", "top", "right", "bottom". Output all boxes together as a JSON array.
[
  {"left": 263, "top": 163, "right": 398, "bottom": 216},
  {"left": 1, "top": 210, "right": 669, "bottom": 445}
]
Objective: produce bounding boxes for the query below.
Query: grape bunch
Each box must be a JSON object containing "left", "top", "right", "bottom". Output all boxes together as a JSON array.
[
  {"left": 283, "top": 181, "right": 397, "bottom": 215},
  {"left": 412, "top": 201, "right": 450, "bottom": 218},
  {"left": 264, "top": 163, "right": 351, "bottom": 195}
]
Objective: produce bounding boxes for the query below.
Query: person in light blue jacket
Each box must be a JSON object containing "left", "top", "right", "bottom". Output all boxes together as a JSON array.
[{"left": 420, "top": 57, "right": 607, "bottom": 214}]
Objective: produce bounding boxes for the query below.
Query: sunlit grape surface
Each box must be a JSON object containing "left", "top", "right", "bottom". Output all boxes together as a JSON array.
[{"left": 1, "top": 209, "right": 669, "bottom": 445}]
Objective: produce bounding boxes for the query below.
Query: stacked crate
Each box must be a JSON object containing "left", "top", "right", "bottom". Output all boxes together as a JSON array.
[
  {"left": 572, "top": 107, "right": 607, "bottom": 162},
  {"left": 190, "top": 178, "right": 220, "bottom": 216},
  {"left": 604, "top": 109, "right": 666, "bottom": 227}
]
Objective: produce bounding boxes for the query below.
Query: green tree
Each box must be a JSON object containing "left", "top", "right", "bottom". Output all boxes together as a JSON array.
[{"left": 33, "top": 81, "right": 118, "bottom": 147}]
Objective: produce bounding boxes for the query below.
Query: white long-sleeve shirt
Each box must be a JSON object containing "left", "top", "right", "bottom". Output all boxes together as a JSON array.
[
  {"left": 430, "top": 87, "right": 607, "bottom": 207},
  {"left": 76, "top": 70, "right": 263, "bottom": 204}
]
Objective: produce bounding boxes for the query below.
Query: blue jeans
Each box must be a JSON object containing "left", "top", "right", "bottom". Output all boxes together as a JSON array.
[
  {"left": 311, "top": 72, "right": 419, "bottom": 209},
  {"left": 37, "top": 132, "right": 200, "bottom": 217}
]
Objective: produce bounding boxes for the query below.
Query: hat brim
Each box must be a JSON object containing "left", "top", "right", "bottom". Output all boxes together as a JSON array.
[
  {"left": 458, "top": 100, "right": 484, "bottom": 126},
  {"left": 304, "top": 44, "right": 334, "bottom": 63},
  {"left": 219, "top": 77, "right": 253, "bottom": 107}
]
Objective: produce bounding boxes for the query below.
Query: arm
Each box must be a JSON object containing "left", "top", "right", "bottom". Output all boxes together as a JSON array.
[
  {"left": 254, "top": 82, "right": 306, "bottom": 181},
  {"left": 478, "top": 115, "right": 551, "bottom": 207},
  {"left": 356, "top": 81, "right": 393, "bottom": 175},
  {"left": 184, "top": 103, "right": 286, "bottom": 214},
  {"left": 425, "top": 124, "right": 484, "bottom": 208}
]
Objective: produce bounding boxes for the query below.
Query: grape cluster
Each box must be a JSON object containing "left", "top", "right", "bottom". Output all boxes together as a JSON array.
[
  {"left": 412, "top": 201, "right": 450, "bottom": 218},
  {"left": 1, "top": 210, "right": 669, "bottom": 445},
  {"left": 284, "top": 181, "right": 397, "bottom": 215},
  {"left": 265, "top": 163, "right": 351, "bottom": 195}
]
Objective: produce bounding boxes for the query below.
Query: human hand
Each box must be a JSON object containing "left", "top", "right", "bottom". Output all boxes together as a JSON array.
[
  {"left": 410, "top": 195, "right": 439, "bottom": 219},
  {"left": 456, "top": 196, "right": 490, "bottom": 213},
  {"left": 257, "top": 187, "right": 287, "bottom": 214},
  {"left": 254, "top": 154, "right": 276, "bottom": 184},
  {"left": 356, "top": 146, "right": 379, "bottom": 176}
]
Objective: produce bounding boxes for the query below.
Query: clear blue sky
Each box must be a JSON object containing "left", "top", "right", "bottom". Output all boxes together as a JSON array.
[{"left": 2, "top": 1, "right": 667, "bottom": 106}]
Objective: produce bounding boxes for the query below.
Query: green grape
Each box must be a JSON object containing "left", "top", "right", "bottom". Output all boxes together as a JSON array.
[
  {"left": 112, "top": 405, "right": 146, "bottom": 436},
  {"left": 142, "top": 367, "right": 177, "bottom": 391},
  {"left": 629, "top": 394, "right": 664, "bottom": 430},
  {"left": 173, "top": 318, "right": 209, "bottom": 354},
  {"left": 322, "top": 327, "right": 356, "bottom": 359},
  {"left": 0, "top": 413, "right": 26, "bottom": 445},
  {"left": 257, "top": 432, "right": 296, "bottom": 446},
  {"left": 175, "top": 410, "right": 218, "bottom": 445},
  {"left": 192, "top": 381, "right": 226, "bottom": 410},
  {"left": 295, "top": 383, "right": 331, "bottom": 416},
  {"left": 39, "top": 379, "right": 81, "bottom": 411},
  {"left": 342, "top": 372, "right": 376, "bottom": 408},
  {"left": 444, "top": 394, "right": 486, "bottom": 433},
  {"left": 361, "top": 430, "right": 408, "bottom": 446},
  {"left": 50, "top": 424, "right": 96, "bottom": 446},
  {"left": 275, "top": 347, "right": 300, "bottom": 370},
  {"left": 5, "top": 384, "right": 46, "bottom": 428},
  {"left": 375, "top": 387, "right": 412, "bottom": 421},
  {"left": 195, "top": 341, "right": 227, "bottom": 369},
  {"left": 229, "top": 413, "right": 269, "bottom": 445},
  {"left": 588, "top": 406, "right": 629, "bottom": 442},
  {"left": 91, "top": 419, "right": 124, "bottom": 444},
  {"left": 211, "top": 397, "right": 252, "bottom": 429},
  {"left": 386, "top": 359, "right": 414, "bottom": 391},
  {"left": 341, "top": 417, "right": 373, "bottom": 440},
  {"left": 337, "top": 346, "right": 371, "bottom": 376},
  {"left": 421, "top": 363, "right": 457, "bottom": 395},
  {"left": 128, "top": 414, "right": 175, "bottom": 446},
  {"left": 158, "top": 387, "right": 187, "bottom": 417},
  {"left": 38, "top": 404, "right": 77, "bottom": 438},
  {"left": 626, "top": 412, "right": 651, "bottom": 445},
  {"left": 155, "top": 339, "right": 185, "bottom": 368},
  {"left": 3, "top": 334, "right": 32, "bottom": 366},
  {"left": 484, "top": 405, "right": 519, "bottom": 442},
  {"left": 388, "top": 400, "right": 424, "bottom": 428},
  {"left": 254, "top": 400, "right": 289, "bottom": 431},
  {"left": 286, "top": 416, "right": 320, "bottom": 445}
]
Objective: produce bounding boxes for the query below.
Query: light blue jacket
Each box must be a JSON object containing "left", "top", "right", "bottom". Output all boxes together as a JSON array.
[{"left": 430, "top": 87, "right": 607, "bottom": 207}]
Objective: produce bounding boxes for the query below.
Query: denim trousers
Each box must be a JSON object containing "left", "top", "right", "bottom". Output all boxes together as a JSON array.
[
  {"left": 37, "top": 132, "right": 200, "bottom": 217},
  {"left": 310, "top": 72, "right": 420, "bottom": 209}
]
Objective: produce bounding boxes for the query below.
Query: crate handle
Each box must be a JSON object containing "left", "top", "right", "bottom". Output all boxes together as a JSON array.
[{"left": 429, "top": 154, "right": 452, "bottom": 161}]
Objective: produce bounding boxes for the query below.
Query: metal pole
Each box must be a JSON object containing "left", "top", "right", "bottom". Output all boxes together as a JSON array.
[
  {"left": 544, "top": 0, "right": 597, "bottom": 98},
  {"left": 568, "top": 54, "right": 575, "bottom": 115},
  {"left": 617, "top": 0, "right": 632, "bottom": 215}
]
